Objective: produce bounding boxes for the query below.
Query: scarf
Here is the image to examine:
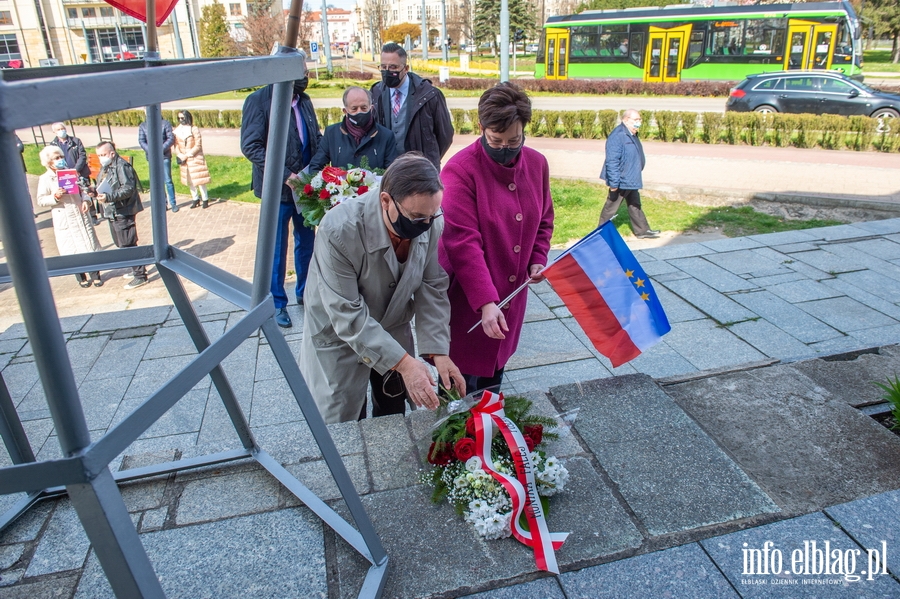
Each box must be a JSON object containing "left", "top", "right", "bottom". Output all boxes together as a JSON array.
[{"left": 344, "top": 114, "right": 374, "bottom": 146}]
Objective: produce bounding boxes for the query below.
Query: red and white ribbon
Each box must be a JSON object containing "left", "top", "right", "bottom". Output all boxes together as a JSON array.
[{"left": 472, "top": 391, "right": 569, "bottom": 573}]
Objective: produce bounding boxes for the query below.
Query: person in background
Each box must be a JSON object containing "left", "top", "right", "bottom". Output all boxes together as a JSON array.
[
  {"left": 438, "top": 82, "right": 554, "bottom": 395},
  {"left": 92, "top": 142, "right": 148, "bottom": 290},
  {"left": 174, "top": 110, "right": 211, "bottom": 210},
  {"left": 370, "top": 42, "right": 453, "bottom": 171},
  {"left": 241, "top": 76, "right": 321, "bottom": 328},
  {"left": 36, "top": 145, "right": 102, "bottom": 288},
  {"left": 47, "top": 122, "right": 91, "bottom": 182},
  {"left": 599, "top": 109, "right": 660, "bottom": 239},
  {"left": 307, "top": 86, "right": 397, "bottom": 173},
  {"left": 138, "top": 117, "right": 179, "bottom": 212},
  {"left": 300, "top": 153, "right": 465, "bottom": 424}
]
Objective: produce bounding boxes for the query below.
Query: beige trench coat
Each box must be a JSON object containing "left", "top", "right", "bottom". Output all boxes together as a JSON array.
[
  {"left": 299, "top": 188, "right": 451, "bottom": 424},
  {"left": 36, "top": 170, "right": 101, "bottom": 256},
  {"left": 174, "top": 124, "right": 211, "bottom": 186}
]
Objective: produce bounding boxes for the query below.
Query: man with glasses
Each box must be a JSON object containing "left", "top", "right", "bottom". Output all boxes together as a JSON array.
[
  {"left": 370, "top": 42, "right": 454, "bottom": 170},
  {"left": 300, "top": 153, "right": 465, "bottom": 424}
]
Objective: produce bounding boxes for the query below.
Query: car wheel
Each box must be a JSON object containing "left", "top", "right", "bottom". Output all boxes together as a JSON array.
[
  {"left": 753, "top": 105, "right": 778, "bottom": 114},
  {"left": 872, "top": 108, "right": 899, "bottom": 134}
]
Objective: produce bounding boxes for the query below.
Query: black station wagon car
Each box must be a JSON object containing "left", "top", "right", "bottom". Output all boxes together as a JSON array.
[{"left": 726, "top": 70, "right": 900, "bottom": 131}]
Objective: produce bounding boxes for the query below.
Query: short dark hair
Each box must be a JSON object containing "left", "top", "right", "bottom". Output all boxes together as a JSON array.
[
  {"left": 380, "top": 153, "right": 442, "bottom": 204},
  {"left": 96, "top": 141, "right": 116, "bottom": 153},
  {"left": 478, "top": 82, "right": 532, "bottom": 133},
  {"left": 381, "top": 42, "right": 407, "bottom": 62},
  {"left": 178, "top": 110, "right": 194, "bottom": 126}
]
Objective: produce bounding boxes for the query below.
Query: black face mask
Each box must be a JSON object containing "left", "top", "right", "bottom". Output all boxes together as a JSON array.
[
  {"left": 293, "top": 78, "right": 308, "bottom": 96},
  {"left": 347, "top": 110, "right": 372, "bottom": 128},
  {"left": 480, "top": 134, "right": 524, "bottom": 166},
  {"left": 387, "top": 196, "right": 434, "bottom": 239},
  {"left": 381, "top": 69, "right": 403, "bottom": 88}
]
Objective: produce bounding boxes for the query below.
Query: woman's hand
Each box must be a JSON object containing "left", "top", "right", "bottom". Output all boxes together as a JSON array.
[
  {"left": 529, "top": 264, "right": 546, "bottom": 283},
  {"left": 54, "top": 187, "right": 65, "bottom": 199},
  {"left": 480, "top": 302, "right": 508, "bottom": 340},
  {"left": 80, "top": 200, "right": 90, "bottom": 214}
]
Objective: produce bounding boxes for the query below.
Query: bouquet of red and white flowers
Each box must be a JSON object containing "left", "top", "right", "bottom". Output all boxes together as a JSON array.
[{"left": 288, "top": 163, "right": 381, "bottom": 227}]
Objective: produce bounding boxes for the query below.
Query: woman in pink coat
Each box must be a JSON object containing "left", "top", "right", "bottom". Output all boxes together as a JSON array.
[{"left": 438, "top": 83, "right": 554, "bottom": 394}]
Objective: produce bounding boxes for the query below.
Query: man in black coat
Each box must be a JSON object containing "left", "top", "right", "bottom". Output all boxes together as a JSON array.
[
  {"left": 48, "top": 122, "right": 91, "bottom": 181},
  {"left": 240, "top": 77, "right": 321, "bottom": 328},
  {"left": 308, "top": 86, "right": 398, "bottom": 173},
  {"left": 138, "top": 118, "right": 178, "bottom": 212},
  {"left": 94, "top": 142, "right": 148, "bottom": 289},
  {"left": 370, "top": 43, "right": 453, "bottom": 171}
]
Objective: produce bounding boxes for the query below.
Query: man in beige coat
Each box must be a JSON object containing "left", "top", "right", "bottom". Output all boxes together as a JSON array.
[{"left": 300, "top": 154, "right": 465, "bottom": 424}]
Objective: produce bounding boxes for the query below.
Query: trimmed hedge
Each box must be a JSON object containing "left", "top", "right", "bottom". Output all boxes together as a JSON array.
[{"left": 65, "top": 108, "right": 900, "bottom": 152}]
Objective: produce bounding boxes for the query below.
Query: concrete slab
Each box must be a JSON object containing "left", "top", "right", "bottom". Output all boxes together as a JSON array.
[
  {"left": 653, "top": 284, "right": 706, "bottom": 323},
  {"left": 667, "top": 257, "right": 759, "bottom": 292},
  {"left": 550, "top": 375, "right": 778, "bottom": 536},
  {"left": 830, "top": 269, "right": 900, "bottom": 304},
  {"left": 660, "top": 277, "right": 757, "bottom": 324},
  {"left": 176, "top": 468, "right": 282, "bottom": 525},
  {"left": 700, "top": 237, "right": 766, "bottom": 252},
  {"left": 731, "top": 290, "right": 842, "bottom": 344},
  {"left": 663, "top": 319, "right": 767, "bottom": 371},
  {"left": 25, "top": 499, "right": 93, "bottom": 577},
  {"left": 505, "top": 319, "right": 593, "bottom": 371},
  {"left": 87, "top": 336, "right": 151, "bottom": 380},
  {"left": 703, "top": 248, "right": 784, "bottom": 275},
  {"left": 746, "top": 272, "right": 809, "bottom": 287},
  {"left": 459, "top": 577, "right": 566, "bottom": 599},
  {"left": 701, "top": 512, "right": 900, "bottom": 597},
  {"left": 359, "top": 414, "right": 419, "bottom": 492},
  {"left": 640, "top": 244, "right": 716, "bottom": 261},
  {"left": 504, "top": 358, "right": 611, "bottom": 394},
  {"left": 333, "top": 458, "right": 642, "bottom": 599},
  {"left": 523, "top": 290, "right": 556, "bottom": 323},
  {"left": 284, "top": 454, "right": 370, "bottom": 502},
  {"left": 824, "top": 243, "right": 900, "bottom": 282},
  {"left": 852, "top": 218, "right": 900, "bottom": 236},
  {"left": 81, "top": 305, "right": 172, "bottom": 333},
  {"left": 795, "top": 297, "right": 898, "bottom": 333},
  {"left": 820, "top": 277, "right": 900, "bottom": 322},
  {"left": 852, "top": 325, "right": 900, "bottom": 347},
  {"left": 75, "top": 508, "right": 326, "bottom": 599},
  {"left": 846, "top": 238, "right": 900, "bottom": 260},
  {"left": 561, "top": 543, "right": 739, "bottom": 599},
  {"left": 825, "top": 489, "right": 900, "bottom": 577},
  {"left": 748, "top": 230, "right": 819, "bottom": 246},
  {"left": 666, "top": 366, "right": 900, "bottom": 514},
  {"left": 142, "top": 318, "right": 226, "bottom": 360},
  {"left": 790, "top": 352, "right": 900, "bottom": 407},
  {"left": 766, "top": 280, "right": 844, "bottom": 303},
  {"left": 626, "top": 340, "right": 700, "bottom": 379},
  {"left": 726, "top": 319, "right": 817, "bottom": 361},
  {"left": 249, "top": 376, "right": 305, "bottom": 428}
]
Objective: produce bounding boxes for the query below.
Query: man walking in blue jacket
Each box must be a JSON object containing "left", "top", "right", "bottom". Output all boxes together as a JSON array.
[{"left": 599, "top": 109, "right": 659, "bottom": 239}]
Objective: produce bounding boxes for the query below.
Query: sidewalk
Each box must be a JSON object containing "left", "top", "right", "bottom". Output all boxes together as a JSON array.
[{"left": 2, "top": 215, "right": 900, "bottom": 597}]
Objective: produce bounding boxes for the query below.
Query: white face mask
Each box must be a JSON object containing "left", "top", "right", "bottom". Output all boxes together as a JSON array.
[{"left": 99, "top": 155, "right": 112, "bottom": 167}]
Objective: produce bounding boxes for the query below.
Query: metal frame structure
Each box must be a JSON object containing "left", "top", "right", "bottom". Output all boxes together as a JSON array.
[{"left": 0, "top": 2, "right": 387, "bottom": 596}]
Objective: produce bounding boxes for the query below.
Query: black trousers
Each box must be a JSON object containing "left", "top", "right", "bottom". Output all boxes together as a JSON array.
[
  {"left": 108, "top": 214, "right": 147, "bottom": 279},
  {"left": 463, "top": 368, "right": 504, "bottom": 397},
  {"left": 599, "top": 188, "right": 652, "bottom": 236},
  {"left": 360, "top": 368, "right": 408, "bottom": 420}
]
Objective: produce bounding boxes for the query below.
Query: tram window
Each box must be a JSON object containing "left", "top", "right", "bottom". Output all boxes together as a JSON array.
[
  {"left": 744, "top": 19, "right": 784, "bottom": 55},
  {"left": 687, "top": 31, "right": 704, "bottom": 66},
  {"left": 629, "top": 32, "right": 644, "bottom": 67},
  {"left": 708, "top": 21, "right": 743, "bottom": 56},
  {"left": 570, "top": 26, "right": 600, "bottom": 57},
  {"left": 603, "top": 25, "right": 629, "bottom": 57}
]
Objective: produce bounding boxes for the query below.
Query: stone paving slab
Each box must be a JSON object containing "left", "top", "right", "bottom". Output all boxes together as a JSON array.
[
  {"left": 825, "top": 490, "right": 900, "bottom": 577},
  {"left": 333, "top": 457, "right": 642, "bottom": 599},
  {"left": 459, "top": 577, "right": 566, "bottom": 599},
  {"left": 666, "top": 365, "right": 900, "bottom": 514},
  {"left": 551, "top": 375, "right": 778, "bottom": 536},
  {"left": 659, "top": 277, "right": 757, "bottom": 324},
  {"left": 790, "top": 350, "right": 900, "bottom": 407},
  {"left": 726, "top": 319, "right": 817, "bottom": 361},
  {"left": 730, "top": 290, "right": 842, "bottom": 344},
  {"left": 662, "top": 319, "right": 767, "bottom": 371},
  {"left": 176, "top": 468, "right": 282, "bottom": 525},
  {"left": 24, "top": 500, "right": 92, "bottom": 578},
  {"left": 505, "top": 319, "right": 593, "bottom": 371},
  {"left": 561, "top": 542, "right": 739, "bottom": 599},
  {"left": 75, "top": 508, "right": 326, "bottom": 599},
  {"left": 700, "top": 512, "right": 900, "bottom": 597},
  {"left": 831, "top": 269, "right": 900, "bottom": 304},
  {"left": 766, "top": 279, "right": 844, "bottom": 304},
  {"left": 795, "top": 297, "right": 899, "bottom": 333},
  {"left": 820, "top": 277, "right": 900, "bottom": 322},
  {"left": 667, "top": 257, "right": 759, "bottom": 293},
  {"left": 701, "top": 248, "right": 784, "bottom": 275}
]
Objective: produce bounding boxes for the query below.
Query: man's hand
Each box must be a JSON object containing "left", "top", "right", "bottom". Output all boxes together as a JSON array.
[
  {"left": 286, "top": 173, "right": 300, "bottom": 186},
  {"left": 96, "top": 193, "right": 107, "bottom": 202},
  {"left": 395, "top": 355, "right": 440, "bottom": 410},
  {"left": 480, "top": 302, "right": 508, "bottom": 340},
  {"left": 529, "top": 264, "right": 546, "bottom": 283},
  {"left": 432, "top": 355, "right": 466, "bottom": 396}
]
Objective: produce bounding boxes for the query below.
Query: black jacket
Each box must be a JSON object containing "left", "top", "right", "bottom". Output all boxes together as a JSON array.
[
  {"left": 241, "top": 85, "right": 321, "bottom": 202},
  {"left": 307, "top": 119, "right": 398, "bottom": 173},
  {"left": 371, "top": 72, "right": 453, "bottom": 170},
  {"left": 138, "top": 119, "right": 176, "bottom": 160},
  {"left": 98, "top": 155, "right": 143, "bottom": 216},
  {"left": 48, "top": 135, "right": 90, "bottom": 180}
]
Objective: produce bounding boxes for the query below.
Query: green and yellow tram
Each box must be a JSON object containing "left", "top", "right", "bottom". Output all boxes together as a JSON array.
[{"left": 537, "top": 1, "right": 861, "bottom": 82}]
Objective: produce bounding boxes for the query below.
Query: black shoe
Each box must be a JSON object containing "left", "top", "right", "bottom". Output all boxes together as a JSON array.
[
  {"left": 79, "top": 280, "right": 91, "bottom": 288},
  {"left": 635, "top": 230, "right": 661, "bottom": 239},
  {"left": 190, "top": 200, "right": 201, "bottom": 209},
  {"left": 275, "top": 308, "right": 292, "bottom": 328},
  {"left": 201, "top": 200, "right": 209, "bottom": 209},
  {"left": 296, "top": 296, "right": 304, "bottom": 306},
  {"left": 124, "top": 278, "right": 149, "bottom": 290}
]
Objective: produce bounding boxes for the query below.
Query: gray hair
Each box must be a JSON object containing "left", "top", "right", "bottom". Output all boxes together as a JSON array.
[
  {"left": 39, "top": 145, "right": 64, "bottom": 168},
  {"left": 380, "top": 153, "right": 442, "bottom": 204},
  {"left": 622, "top": 109, "right": 640, "bottom": 121},
  {"left": 51, "top": 122, "right": 66, "bottom": 131},
  {"left": 342, "top": 86, "right": 372, "bottom": 107}
]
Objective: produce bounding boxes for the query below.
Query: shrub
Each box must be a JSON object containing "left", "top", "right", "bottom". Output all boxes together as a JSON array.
[
  {"left": 654, "top": 110, "right": 679, "bottom": 142},
  {"left": 597, "top": 110, "right": 618, "bottom": 139},
  {"left": 528, "top": 110, "right": 545, "bottom": 137},
  {"left": 577, "top": 110, "right": 597, "bottom": 139},
  {"left": 701, "top": 112, "right": 724, "bottom": 144},
  {"left": 468, "top": 108, "right": 480, "bottom": 131},
  {"left": 638, "top": 110, "right": 655, "bottom": 140},
  {"left": 849, "top": 115, "right": 878, "bottom": 151},
  {"left": 315, "top": 108, "right": 330, "bottom": 128},
  {"left": 450, "top": 108, "right": 467, "bottom": 135},
  {"left": 679, "top": 111, "right": 698, "bottom": 143},
  {"left": 434, "top": 77, "right": 734, "bottom": 97},
  {"left": 221, "top": 109, "right": 243, "bottom": 129},
  {"left": 544, "top": 111, "right": 562, "bottom": 137},
  {"left": 745, "top": 112, "right": 769, "bottom": 146},
  {"left": 723, "top": 112, "right": 746, "bottom": 145},
  {"left": 560, "top": 111, "right": 579, "bottom": 138},
  {"left": 818, "top": 114, "right": 846, "bottom": 150},
  {"left": 327, "top": 107, "right": 343, "bottom": 126},
  {"left": 876, "top": 127, "right": 900, "bottom": 153},
  {"left": 793, "top": 114, "right": 819, "bottom": 149},
  {"left": 771, "top": 114, "right": 796, "bottom": 147}
]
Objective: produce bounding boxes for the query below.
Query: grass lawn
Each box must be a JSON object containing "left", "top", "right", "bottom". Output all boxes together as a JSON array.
[
  {"left": 863, "top": 50, "right": 900, "bottom": 73},
  {"left": 23, "top": 147, "right": 843, "bottom": 243}
]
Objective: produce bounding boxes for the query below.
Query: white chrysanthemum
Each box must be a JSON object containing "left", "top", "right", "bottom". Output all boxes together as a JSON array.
[
  {"left": 310, "top": 173, "right": 324, "bottom": 188},
  {"left": 325, "top": 182, "right": 340, "bottom": 194},
  {"left": 465, "top": 456, "right": 482, "bottom": 472}
]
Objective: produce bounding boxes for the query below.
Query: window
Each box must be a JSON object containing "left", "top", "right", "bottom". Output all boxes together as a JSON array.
[
  {"left": 66, "top": 8, "right": 77, "bottom": 19},
  {"left": 783, "top": 77, "right": 816, "bottom": 92},
  {"left": 743, "top": 19, "right": 784, "bottom": 56},
  {"left": 708, "top": 20, "right": 743, "bottom": 56},
  {"left": 0, "top": 33, "right": 20, "bottom": 62},
  {"left": 687, "top": 30, "right": 704, "bottom": 66},
  {"left": 629, "top": 32, "right": 644, "bottom": 67},
  {"left": 82, "top": 7, "right": 96, "bottom": 18},
  {"left": 819, "top": 77, "right": 854, "bottom": 94},
  {"left": 569, "top": 25, "right": 631, "bottom": 62},
  {"left": 100, "top": 7, "right": 114, "bottom": 17},
  {"left": 229, "top": 3, "right": 241, "bottom": 16},
  {"left": 0, "top": 11, "right": 12, "bottom": 25},
  {"left": 752, "top": 78, "right": 783, "bottom": 91},
  {"left": 569, "top": 26, "right": 599, "bottom": 57}
]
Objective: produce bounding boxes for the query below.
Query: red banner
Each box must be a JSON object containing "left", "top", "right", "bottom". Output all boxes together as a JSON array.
[
  {"left": 103, "top": 0, "right": 178, "bottom": 27},
  {"left": 472, "top": 391, "right": 568, "bottom": 573}
]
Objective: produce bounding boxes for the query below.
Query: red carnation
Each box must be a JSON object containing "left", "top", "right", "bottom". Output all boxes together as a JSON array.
[
  {"left": 454, "top": 437, "right": 476, "bottom": 461},
  {"left": 465, "top": 416, "right": 476, "bottom": 437},
  {"left": 427, "top": 442, "right": 453, "bottom": 466},
  {"left": 319, "top": 189, "right": 331, "bottom": 200},
  {"left": 321, "top": 166, "right": 348, "bottom": 184},
  {"left": 524, "top": 424, "right": 544, "bottom": 446},
  {"left": 357, "top": 185, "right": 369, "bottom": 194},
  {"left": 525, "top": 436, "right": 536, "bottom": 452},
  {"left": 303, "top": 184, "right": 314, "bottom": 195}
]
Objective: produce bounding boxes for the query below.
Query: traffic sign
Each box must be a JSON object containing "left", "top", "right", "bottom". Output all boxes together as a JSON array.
[{"left": 310, "top": 42, "right": 319, "bottom": 53}]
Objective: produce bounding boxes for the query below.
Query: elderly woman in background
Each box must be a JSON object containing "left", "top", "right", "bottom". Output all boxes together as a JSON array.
[
  {"left": 36, "top": 145, "right": 103, "bottom": 288},
  {"left": 174, "top": 109, "right": 211, "bottom": 209},
  {"left": 438, "top": 82, "right": 554, "bottom": 395}
]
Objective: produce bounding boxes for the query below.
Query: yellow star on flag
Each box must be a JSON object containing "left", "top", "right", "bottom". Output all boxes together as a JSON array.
[
  {"left": 641, "top": 292, "right": 650, "bottom": 301},
  {"left": 625, "top": 269, "right": 634, "bottom": 278},
  {"left": 635, "top": 278, "right": 645, "bottom": 288}
]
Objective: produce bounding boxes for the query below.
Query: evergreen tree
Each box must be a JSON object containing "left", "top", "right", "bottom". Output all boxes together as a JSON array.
[
  {"left": 473, "top": 0, "right": 537, "bottom": 47},
  {"left": 576, "top": 0, "right": 686, "bottom": 10},
  {"left": 199, "top": 1, "right": 236, "bottom": 58}
]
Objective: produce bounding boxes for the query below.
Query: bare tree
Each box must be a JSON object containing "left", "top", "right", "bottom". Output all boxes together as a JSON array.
[
  {"left": 243, "top": 0, "right": 285, "bottom": 56},
  {"left": 297, "top": 3, "right": 317, "bottom": 49}
]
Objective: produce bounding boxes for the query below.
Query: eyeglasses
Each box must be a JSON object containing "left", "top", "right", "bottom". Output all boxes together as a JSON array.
[
  {"left": 484, "top": 137, "right": 523, "bottom": 150},
  {"left": 392, "top": 196, "right": 443, "bottom": 224},
  {"left": 379, "top": 64, "right": 406, "bottom": 72}
]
